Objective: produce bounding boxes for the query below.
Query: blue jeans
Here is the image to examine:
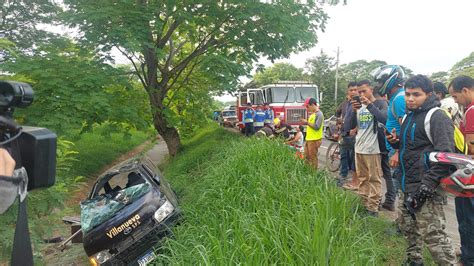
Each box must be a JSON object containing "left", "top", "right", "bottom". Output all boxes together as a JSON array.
[
  {"left": 455, "top": 197, "right": 474, "bottom": 265},
  {"left": 339, "top": 137, "right": 355, "bottom": 178},
  {"left": 245, "top": 123, "right": 254, "bottom": 137}
]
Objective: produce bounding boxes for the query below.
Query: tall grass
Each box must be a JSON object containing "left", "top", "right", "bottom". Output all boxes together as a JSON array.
[{"left": 159, "top": 127, "right": 404, "bottom": 265}]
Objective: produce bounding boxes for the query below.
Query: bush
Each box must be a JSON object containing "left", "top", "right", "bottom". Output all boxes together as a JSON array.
[{"left": 158, "top": 127, "right": 404, "bottom": 264}]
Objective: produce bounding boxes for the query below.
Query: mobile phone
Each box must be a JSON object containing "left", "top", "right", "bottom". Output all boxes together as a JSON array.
[
  {"left": 352, "top": 95, "right": 361, "bottom": 103},
  {"left": 378, "top": 122, "right": 391, "bottom": 135}
]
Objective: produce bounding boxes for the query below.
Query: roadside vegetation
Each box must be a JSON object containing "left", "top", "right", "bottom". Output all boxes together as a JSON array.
[{"left": 159, "top": 126, "right": 406, "bottom": 265}]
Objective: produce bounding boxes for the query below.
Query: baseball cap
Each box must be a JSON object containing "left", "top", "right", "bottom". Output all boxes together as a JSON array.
[{"left": 303, "top": 97, "right": 317, "bottom": 107}]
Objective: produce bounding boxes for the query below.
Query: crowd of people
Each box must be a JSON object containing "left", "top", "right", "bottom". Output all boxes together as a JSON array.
[
  {"left": 337, "top": 66, "right": 474, "bottom": 265},
  {"left": 239, "top": 64, "right": 474, "bottom": 265},
  {"left": 334, "top": 65, "right": 474, "bottom": 266}
]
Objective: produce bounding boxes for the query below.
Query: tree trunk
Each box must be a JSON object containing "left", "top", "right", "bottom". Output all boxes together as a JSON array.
[{"left": 153, "top": 110, "right": 181, "bottom": 157}]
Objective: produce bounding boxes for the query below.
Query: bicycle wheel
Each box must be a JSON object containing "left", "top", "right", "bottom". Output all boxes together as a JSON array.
[{"left": 325, "top": 141, "right": 341, "bottom": 172}]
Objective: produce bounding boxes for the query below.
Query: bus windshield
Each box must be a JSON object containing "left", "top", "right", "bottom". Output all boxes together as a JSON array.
[
  {"left": 271, "top": 87, "right": 295, "bottom": 103},
  {"left": 295, "top": 87, "right": 317, "bottom": 103}
]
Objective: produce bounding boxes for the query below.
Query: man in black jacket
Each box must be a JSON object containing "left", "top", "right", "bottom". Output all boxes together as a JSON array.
[{"left": 387, "top": 75, "right": 455, "bottom": 265}]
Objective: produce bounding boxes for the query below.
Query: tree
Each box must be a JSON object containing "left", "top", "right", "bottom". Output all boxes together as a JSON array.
[
  {"left": 63, "top": 1, "right": 339, "bottom": 156},
  {"left": 339, "top": 59, "right": 387, "bottom": 82},
  {"left": 253, "top": 63, "right": 306, "bottom": 86},
  {"left": 305, "top": 50, "right": 344, "bottom": 115},
  {"left": 0, "top": 0, "right": 59, "bottom": 60},
  {"left": 2, "top": 38, "right": 150, "bottom": 134},
  {"left": 430, "top": 71, "right": 450, "bottom": 85},
  {"left": 451, "top": 52, "right": 474, "bottom": 78}
]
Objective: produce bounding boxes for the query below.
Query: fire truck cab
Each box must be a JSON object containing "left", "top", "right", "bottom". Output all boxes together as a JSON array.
[{"left": 237, "top": 81, "right": 320, "bottom": 131}]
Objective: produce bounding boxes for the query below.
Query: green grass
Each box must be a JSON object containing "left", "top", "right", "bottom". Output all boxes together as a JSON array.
[
  {"left": 66, "top": 127, "right": 151, "bottom": 178},
  {"left": 157, "top": 127, "right": 407, "bottom": 265}
]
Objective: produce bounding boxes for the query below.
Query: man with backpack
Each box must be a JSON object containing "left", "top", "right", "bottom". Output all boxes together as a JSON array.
[
  {"left": 448, "top": 75, "right": 474, "bottom": 266},
  {"left": 387, "top": 75, "right": 456, "bottom": 265}
]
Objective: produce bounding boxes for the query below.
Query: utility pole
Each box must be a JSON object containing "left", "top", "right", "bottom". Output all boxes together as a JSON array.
[{"left": 334, "top": 46, "right": 340, "bottom": 107}]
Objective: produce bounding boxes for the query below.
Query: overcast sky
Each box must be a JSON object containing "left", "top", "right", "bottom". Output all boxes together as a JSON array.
[
  {"left": 280, "top": 0, "right": 473, "bottom": 74},
  {"left": 217, "top": 0, "right": 473, "bottom": 102}
]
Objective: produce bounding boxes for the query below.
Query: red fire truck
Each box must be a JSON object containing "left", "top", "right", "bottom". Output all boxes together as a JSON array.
[{"left": 236, "top": 81, "right": 320, "bottom": 132}]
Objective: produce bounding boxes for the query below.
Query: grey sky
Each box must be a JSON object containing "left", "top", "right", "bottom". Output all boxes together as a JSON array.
[
  {"left": 217, "top": 0, "right": 473, "bottom": 102},
  {"left": 279, "top": 0, "right": 473, "bottom": 74}
]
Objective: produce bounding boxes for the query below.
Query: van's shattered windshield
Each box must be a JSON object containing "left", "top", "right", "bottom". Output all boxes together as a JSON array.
[{"left": 80, "top": 171, "right": 151, "bottom": 233}]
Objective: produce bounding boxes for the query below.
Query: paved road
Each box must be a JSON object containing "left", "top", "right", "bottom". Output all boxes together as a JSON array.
[{"left": 318, "top": 138, "right": 461, "bottom": 247}]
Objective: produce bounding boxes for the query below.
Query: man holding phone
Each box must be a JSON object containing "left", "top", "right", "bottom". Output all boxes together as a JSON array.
[
  {"left": 338, "top": 82, "right": 359, "bottom": 188},
  {"left": 349, "top": 80, "right": 387, "bottom": 216}
]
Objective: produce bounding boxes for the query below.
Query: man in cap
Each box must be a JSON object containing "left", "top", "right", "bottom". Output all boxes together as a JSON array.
[{"left": 300, "top": 98, "right": 324, "bottom": 170}]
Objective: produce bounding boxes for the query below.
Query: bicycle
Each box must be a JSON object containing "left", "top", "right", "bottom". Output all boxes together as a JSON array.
[
  {"left": 325, "top": 138, "right": 341, "bottom": 172},
  {"left": 325, "top": 122, "right": 342, "bottom": 172}
]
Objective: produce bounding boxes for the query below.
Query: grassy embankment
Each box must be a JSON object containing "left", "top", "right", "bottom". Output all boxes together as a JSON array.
[{"left": 158, "top": 126, "right": 406, "bottom": 265}]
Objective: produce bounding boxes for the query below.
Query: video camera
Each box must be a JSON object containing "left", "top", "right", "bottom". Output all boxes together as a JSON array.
[{"left": 0, "top": 80, "right": 56, "bottom": 190}]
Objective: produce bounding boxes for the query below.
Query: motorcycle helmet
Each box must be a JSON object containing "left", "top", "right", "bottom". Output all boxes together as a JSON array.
[
  {"left": 371, "top": 65, "right": 406, "bottom": 96},
  {"left": 429, "top": 152, "right": 474, "bottom": 197}
]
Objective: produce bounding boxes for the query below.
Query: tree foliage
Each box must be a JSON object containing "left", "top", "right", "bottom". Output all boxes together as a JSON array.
[
  {"left": 305, "top": 50, "right": 344, "bottom": 115},
  {"left": 2, "top": 38, "right": 150, "bottom": 134},
  {"left": 339, "top": 59, "right": 387, "bottom": 81},
  {"left": 430, "top": 71, "right": 450, "bottom": 85},
  {"left": 253, "top": 63, "right": 306, "bottom": 87},
  {"left": 451, "top": 52, "right": 474, "bottom": 78},
  {"left": 0, "top": 0, "right": 59, "bottom": 57},
  {"left": 63, "top": 0, "right": 335, "bottom": 156}
]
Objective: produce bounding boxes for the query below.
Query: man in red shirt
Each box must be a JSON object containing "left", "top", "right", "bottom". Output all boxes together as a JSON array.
[{"left": 448, "top": 75, "right": 474, "bottom": 265}]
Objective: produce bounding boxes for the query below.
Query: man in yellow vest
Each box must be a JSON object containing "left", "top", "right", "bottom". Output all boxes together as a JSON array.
[{"left": 301, "top": 98, "right": 324, "bottom": 170}]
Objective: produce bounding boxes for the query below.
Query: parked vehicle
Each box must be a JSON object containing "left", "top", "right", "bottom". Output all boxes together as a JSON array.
[
  {"left": 236, "top": 81, "right": 320, "bottom": 132},
  {"left": 219, "top": 110, "right": 238, "bottom": 127},
  {"left": 323, "top": 115, "right": 338, "bottom": 141},
  {"left": 81, "top": 156, "right": 180, "bottom": 266},
  {"left": 223, "top": 105, "right": 236, "bottom": 111}
]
